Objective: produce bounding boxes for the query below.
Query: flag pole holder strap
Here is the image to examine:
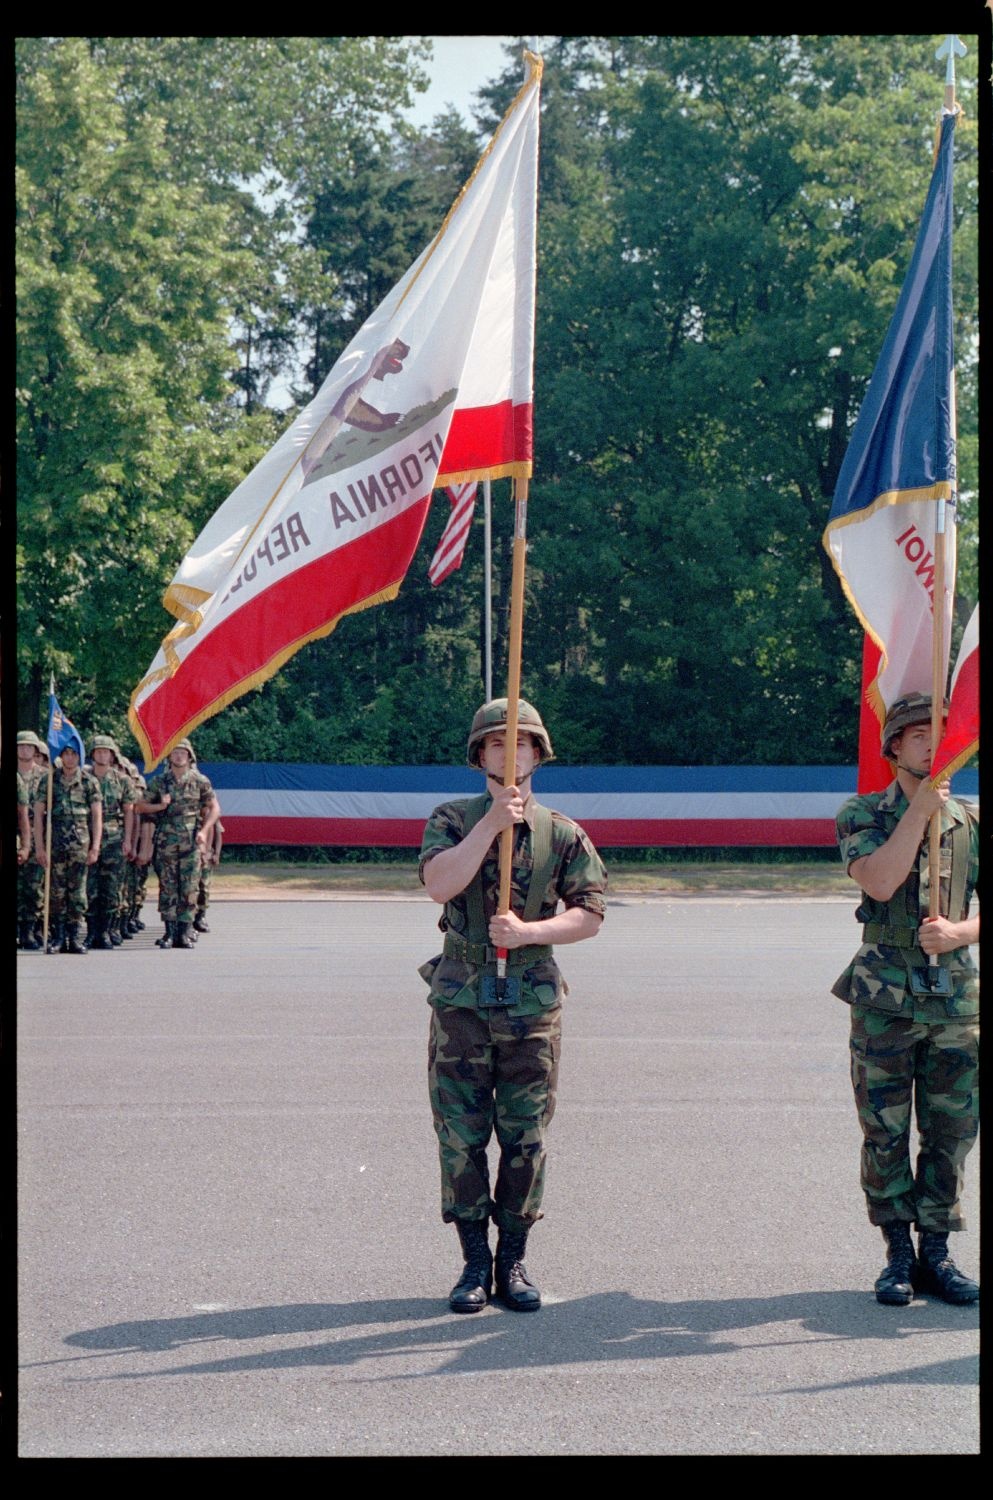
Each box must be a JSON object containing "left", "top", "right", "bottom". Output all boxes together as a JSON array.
[
  {"left": 479, "top": 974, "right": 522, "bottom": 1007},
  {"left": 909, "top": 966, "right": 952, "bottom": 998}
]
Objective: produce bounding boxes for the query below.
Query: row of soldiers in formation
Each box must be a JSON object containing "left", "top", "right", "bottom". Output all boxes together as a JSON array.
[{"left": 16, "top": 730, "right": 222, "bottom": 953}]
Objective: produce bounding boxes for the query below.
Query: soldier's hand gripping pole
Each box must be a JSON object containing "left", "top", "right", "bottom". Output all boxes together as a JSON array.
[{"left": 495, "top": 477, "right": 529, "bottom": 1001}]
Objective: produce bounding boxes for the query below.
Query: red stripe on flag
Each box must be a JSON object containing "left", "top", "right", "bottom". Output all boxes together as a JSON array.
[
  {"left": 931, "top": 637, "right": 978, "bottom": 782},
  {"left": 135, "top": 500, "right": 431, "bottom": 754},
  {"left": 219, "top": 816, "right": 840, "bottom": 849},
  {"left": 440, "top": 400, "right": 532, "bottom": 474},
  {"left": 429, "top": 483, "right": 477, "bottom": 585},
  {"left": 857, "top": 635, "right": 891, "bottom": 793}
]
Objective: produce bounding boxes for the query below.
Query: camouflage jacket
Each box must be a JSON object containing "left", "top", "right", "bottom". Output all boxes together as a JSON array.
[
  {"left": 418, "top": 792, "right": 608, "bottom": 1016},
  {"left": 37, "top": 768, "right": 102, "bottom": 855},
  {"left": 833, "top": 781, "right": 979, "bottom": 1021},
  {"left": 148, "top": 766, "right": 214, "bottom": 854},
  {"left": 17, "top": 769, "right": 32, "bottom": 853},
  {"left": 91, "top": 767, "right": 134, "bottom": 839}
]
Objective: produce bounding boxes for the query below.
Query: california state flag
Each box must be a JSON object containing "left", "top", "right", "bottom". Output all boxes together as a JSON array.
[{"left": 130, "top": 53, "right": 542, "bottom": 768}]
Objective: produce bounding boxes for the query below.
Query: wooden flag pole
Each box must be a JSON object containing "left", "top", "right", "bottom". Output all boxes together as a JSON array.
[
  {"left": 927, "top": 35, "right": 964, "bottom": 941},
  {"left": 495, "top": 477, "right": 529, "bottom": 989}
]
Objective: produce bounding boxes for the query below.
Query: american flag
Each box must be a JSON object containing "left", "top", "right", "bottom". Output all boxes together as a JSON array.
[{"left": 428, "top": 483, "right": 478, "bottom": 586}]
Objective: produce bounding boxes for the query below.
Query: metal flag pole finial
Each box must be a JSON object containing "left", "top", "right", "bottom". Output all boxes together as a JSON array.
[{"left": 935, "top": 35, "right": 966, "bottom": 109}]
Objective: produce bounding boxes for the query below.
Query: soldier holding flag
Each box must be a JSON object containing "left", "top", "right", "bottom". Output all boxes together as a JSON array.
[
  {"left": 832, "top": 694, "right": 979, "bottom": 1305},
  {"left": 419, "top": 699, "right": 606, "bottom": 1313}
]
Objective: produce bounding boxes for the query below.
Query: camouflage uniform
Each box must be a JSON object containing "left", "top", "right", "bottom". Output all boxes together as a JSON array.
[
  {"left": 196, "top": 817, "right": 224, "bottom": 929},
  {"left": 420, "top": 793, "right": 607, "bottom": 1231},
  {"left": 833, "top": 782, "right": 979, "bottom": 1232},
  {"left": 148, "top": 761, "right": 214, "bottom": 924},
  {"left": 37, "top": 767, "right": 103, "bottom": 928},
  {"left": 122, "top": 762, "right": 150, "bottom": 930},
  {"left": 21, "top": 759, "right": 49, "bottom": 941},
  {"left": 87, "top": 761, "right": 135, "bottom": 941}
]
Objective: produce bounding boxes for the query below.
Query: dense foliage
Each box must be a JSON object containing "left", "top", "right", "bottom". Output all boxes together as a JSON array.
[{"left": 16, "top": 35, "right": 979, "bottom": 767}]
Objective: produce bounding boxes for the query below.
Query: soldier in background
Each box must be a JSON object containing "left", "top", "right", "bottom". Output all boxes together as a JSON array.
[
  {"left": 194, "top": 802, "right": 224, "bottom": 933},
  {"left": 33, "top": 741, "right": 102, "bottom": 954},
  {"left": 832, "top": 693, "right": 979, "bottom": 1306},
  {"left": 120, "top": 756, "right": 150, "bottom": 934},
  {"left": 16, "top": 731, "right": 41, "bottom": 948},
  {"left": 137, "top": 739, "right": 217, "bottom": 949},
  {"left": 419, "top": 699, "right": 606, "bottom": 1314},
  {"left": 85, "top": 735, "right": 136, "bottom": 949},
  {"left": 26, "top": 738, "right": 52, "bottom": 947}
]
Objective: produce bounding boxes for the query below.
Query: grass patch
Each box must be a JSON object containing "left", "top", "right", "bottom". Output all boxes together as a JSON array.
[{"left": 207, "top": 859, "right": 852, "bottom": 897}]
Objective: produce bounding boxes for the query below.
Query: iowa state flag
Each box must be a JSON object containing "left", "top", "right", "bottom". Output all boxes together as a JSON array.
[
  {"left": 823, "top": 110, "right": 958, "bottom": 792},
  {"left": 130, "top": 54, "right": 541, "bottom": 768},
  {"left": 930, "top": 604, "right": 978, "bottom": 784}
]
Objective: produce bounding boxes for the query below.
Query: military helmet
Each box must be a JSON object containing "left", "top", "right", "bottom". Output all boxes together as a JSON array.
[
  {"left": 89, "top": 733, "right": 120, "bottom": 761},
  {"left": 881, "top": 692, "right": 947, "bottom": 759},
  {"left": 466, "top": 698, "right": 554, "bottom": 769},
  {"left": 171, "top": 737, "right": 197, "bottom": 762},
  {"left": 17, "top": 730, "right": 43, "bottom": 750}
]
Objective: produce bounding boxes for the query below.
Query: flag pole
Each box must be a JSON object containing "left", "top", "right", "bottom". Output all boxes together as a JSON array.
[
  {"left": 927, "top": 35, "right": 964, "bottom": 940},
  {"left": 484, "top": 478, "right": 493, "bottom": 701},
  {"left": 494, "top": 477, "right": 529, "bottom": 992}
]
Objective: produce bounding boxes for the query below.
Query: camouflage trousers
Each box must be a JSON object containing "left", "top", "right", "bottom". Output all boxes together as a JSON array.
[
  {"left": 154, "top": 843, "right": 202, "bottom": 922},
  {"left": 18, "top": 858, "right": 44, "bottom": 924},
  {"left": 125, "top": 856, "right": 149, "bottom": 912},
  {"left": 86, "top": 837, "right": 127, "bottom": 926},
  {"left": 197, "top": 861, "right": 212, "bottom": 916},
  {"left": 428, "top": 1002, "right": 561, "bottom": 1231},
  {"left": 849, "top": 1004, "right": 979, "bottom": 1232},
  {"left": 47, "top": 850, "right": 90, "bottom": 924}
]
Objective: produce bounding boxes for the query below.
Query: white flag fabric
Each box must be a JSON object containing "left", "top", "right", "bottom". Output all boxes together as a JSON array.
[{"left": 130, "top": 53, "right": 541, "bottom": 768}]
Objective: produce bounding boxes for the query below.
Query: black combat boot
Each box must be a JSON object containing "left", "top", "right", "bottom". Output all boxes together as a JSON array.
[
  {"left": 109, "top": 914, "right": 124, "bottom": 946},
  {"left": 156, "top": 921, "right": 176, "bottom": 948},
  {"left": 449, "top": 1219, "right": 493, "bottom": 1313},
  {"left": 913, "top": 1231, "right": 979, "bottom": 1305},
  {"left": 119, "top": 913, "right": 134, "bottom": 941},
  {"left": 19, "top": 920, "right": 41, "bottom": 951},
  {"left": 46, "top": 921, "right": 65, "bottom": 955},
  {"left": 495, "top": 1223, "right": 541, "bottom": 1311},
  {"left": 130, "top": 906, "right": 145, "bottom": 932},
  {"left": 173, "top": 921, "right": 194, "bottom": 949},
  {"left": 65, "top": 922, "right": 87, "bottom": 954},
  {"left": 874, "top": 1221, "right": 917, "bottom": 1305},
  {"left": 193, "top": 913, "right": 210, "bottom": 933},
  {"left": 91, "top": 910, "right": 112, "bottom": 949}
]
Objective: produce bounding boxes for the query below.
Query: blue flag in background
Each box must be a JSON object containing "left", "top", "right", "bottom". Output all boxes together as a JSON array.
[{"left": 47, "top": 690, "right": 86, "bottom": 764}]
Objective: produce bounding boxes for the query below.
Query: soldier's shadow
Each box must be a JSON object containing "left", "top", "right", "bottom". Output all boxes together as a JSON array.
[{"left": 49, "top": 1288, "right": 977, "bottom": 1385}]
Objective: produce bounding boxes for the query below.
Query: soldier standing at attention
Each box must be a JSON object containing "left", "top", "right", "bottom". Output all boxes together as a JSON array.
[
  {"left": 419, "top": 699, "right": 607, "bottom": 1313},
  {"left": 17, "top": 731, "right": 42, "bottom": 948},
  {"left": 194, "top": 801, "right": 224, "bottom": 933},
  {"left": 833, "top": 693, "right": 979, "bottom": 1306},
  {"left": 138, "top": 739, "right": 217, "bottom": 950},
  {"left": 85, "top": 735, "right": 136, "bottom": 949},
  {"left": 33, "top": 742, "right": 103, "bottom": 954}
]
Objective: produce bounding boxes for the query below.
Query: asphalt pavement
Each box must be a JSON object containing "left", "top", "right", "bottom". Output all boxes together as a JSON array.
[{"left": 16, "top": 895, "right": 979, "bottom": 1457}]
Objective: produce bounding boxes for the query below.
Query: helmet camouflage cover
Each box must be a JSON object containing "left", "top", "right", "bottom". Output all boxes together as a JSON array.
[
  {"left": 466, "top": 698, "right": 555, "bottom": 769},
  {"left": 881, "top": 692, "right": 947, "bottom": 759},
  {"left": 89, "top": 733, "right": 120, "bottom": 760},
  {"left": 17, "top": 730, "right": 43, "bottom": 749}
]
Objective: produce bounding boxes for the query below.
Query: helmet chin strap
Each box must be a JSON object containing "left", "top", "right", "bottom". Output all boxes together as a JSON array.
[{"left": 896, "top": 762, "right": 929, "bottom": 780}]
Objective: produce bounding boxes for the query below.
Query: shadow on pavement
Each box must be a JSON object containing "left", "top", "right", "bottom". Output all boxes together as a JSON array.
[{"left": 38, "top": 1289, "right": 978, "bottom": 1387}]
